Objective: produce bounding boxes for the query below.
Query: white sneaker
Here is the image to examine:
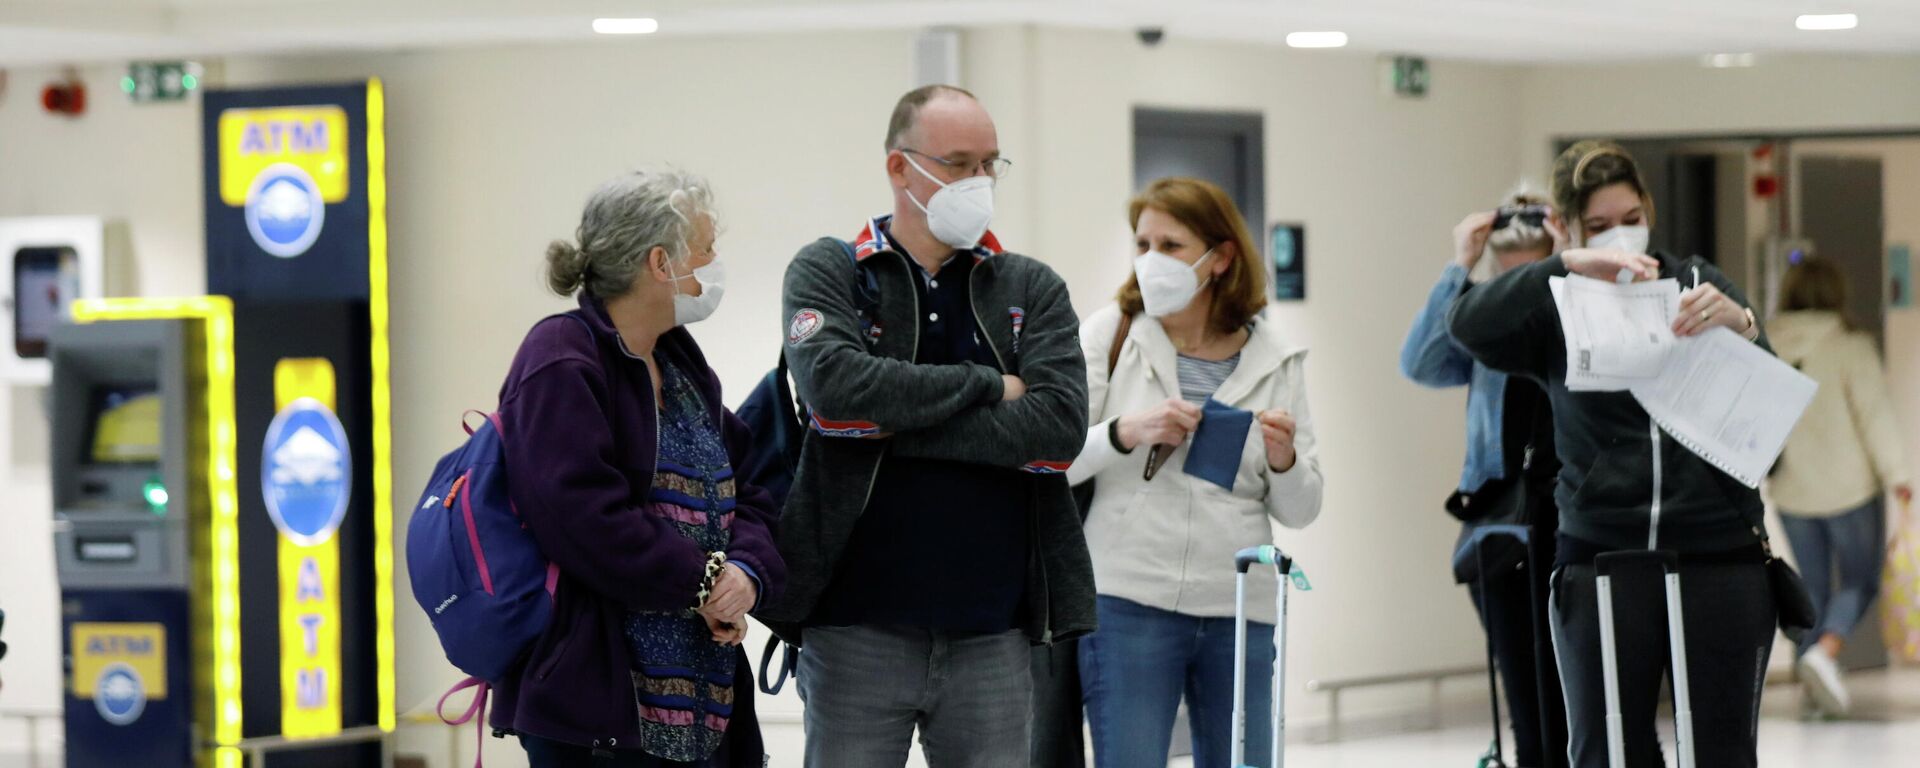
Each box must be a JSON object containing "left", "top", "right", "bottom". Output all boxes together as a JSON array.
[{"left": 1797, "top": 648, "right": 1851, "bottom": 716}]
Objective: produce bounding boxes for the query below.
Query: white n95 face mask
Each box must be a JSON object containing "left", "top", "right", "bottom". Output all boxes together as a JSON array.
[
  {"left": 1586, "top": 224, "right": 1650, "bottom": 255},
  {"left": 904, "top": 153, "right": 995, "bottom": 250},
  {"left": 669, "top": 258, "right": 726, "bottom": 326},
  {"left": 1133, "top": 248, "right": 1215, "bottom": 317}
]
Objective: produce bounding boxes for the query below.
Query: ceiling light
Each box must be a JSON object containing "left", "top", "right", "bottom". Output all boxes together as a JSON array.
[
  {"left": 593, "top": 18, "right": 659, "bottom": 35},
  {"left": 1795, "top": 13, "right": 1858, "bottom": 31},
  {"left": 1286, "top": 31, "right": 1348, "bottom": 49},
  {"left": 1701, "top": 53, "right": 1757, "bottom": 68}
]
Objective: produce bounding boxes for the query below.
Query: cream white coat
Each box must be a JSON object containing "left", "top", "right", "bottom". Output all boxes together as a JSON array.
[{"left": 1068, "top": 304, "right": 1324, "bottom": 623}]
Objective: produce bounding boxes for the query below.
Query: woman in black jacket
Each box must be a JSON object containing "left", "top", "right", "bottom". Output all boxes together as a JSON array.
[{"left": 1448, "top": 141, "right": 1778, "bottom": 768}]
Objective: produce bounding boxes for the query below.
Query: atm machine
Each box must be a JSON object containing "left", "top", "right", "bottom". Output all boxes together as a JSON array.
[
  {"left": 46, "top": 79, "right": 395, "bottom": 768},
  {"left": 50, "top": 314, "right": 218, "bottom": 768}
]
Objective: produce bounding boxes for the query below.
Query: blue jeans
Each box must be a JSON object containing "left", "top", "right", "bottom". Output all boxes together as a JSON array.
[
  {"left": 796, "top": 624, "right": 1031, "bottom": 768},
  {"left": 1779, "top": 497, "right": 1886, "bottom": 654},
  {"left": 1079, "top": 596, "right": 1274, "bottom": 768}
]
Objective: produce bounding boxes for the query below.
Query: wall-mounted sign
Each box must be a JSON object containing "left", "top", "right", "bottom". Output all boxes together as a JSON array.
[
  {"left": 123, "top": 62, "right": 201, "bottom": 103},
  {"left": 203, "top": 86, "right": 369, "bottom": 301},
  {"left": 1385, "top": 56, "right": 1429, "bottom": 98},
  {"left": 71, "top": 622, "right": 168, "bottom": 727},
  {"left": 1270, "top": 223, "right": 1306, "bottom": 301}
]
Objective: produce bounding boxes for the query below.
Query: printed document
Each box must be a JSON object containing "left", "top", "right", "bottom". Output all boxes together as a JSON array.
[
  {"left": 1549, "top": 275, "right": 1681, "bottom": 392},
  {"left": 1629, "top": 327, "right": 1817, "bottom": 488}
]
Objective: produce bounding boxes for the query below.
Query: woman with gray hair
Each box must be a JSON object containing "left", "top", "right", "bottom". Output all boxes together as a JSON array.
[{"left": 489, "top": 170, "right": 786, "bottom": 767}]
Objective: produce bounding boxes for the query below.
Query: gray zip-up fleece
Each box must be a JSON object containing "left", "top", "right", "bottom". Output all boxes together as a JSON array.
[{"left": 757, "top": 231, "right": 1095, "bottom": 647}]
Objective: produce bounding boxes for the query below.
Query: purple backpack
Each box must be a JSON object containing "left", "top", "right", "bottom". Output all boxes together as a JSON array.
[
  {"left": 406, "top": 409, "right": 559, "bottom": 762},
  {"left": 407, "top": 409, "right": 559, "bottom": 682}
]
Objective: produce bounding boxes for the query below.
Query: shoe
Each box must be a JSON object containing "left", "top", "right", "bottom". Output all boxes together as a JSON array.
[{"left": 1797, "top": 648, "right": 1851, "bottom": 716}]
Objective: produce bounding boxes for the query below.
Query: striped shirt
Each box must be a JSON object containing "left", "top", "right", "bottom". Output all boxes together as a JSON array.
[{"left": 1176, "top": 353, "right": 1240, "bottom": 405}]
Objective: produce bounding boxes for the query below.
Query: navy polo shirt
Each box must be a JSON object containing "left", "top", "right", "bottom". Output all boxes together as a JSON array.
[{"left": 810, "top": 250, "right": 1032, "bottom": 633}]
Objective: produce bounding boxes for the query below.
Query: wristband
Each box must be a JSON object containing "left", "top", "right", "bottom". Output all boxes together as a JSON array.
[{"left": 1108, "top": 418, "right": 1134, "bottom": 455}]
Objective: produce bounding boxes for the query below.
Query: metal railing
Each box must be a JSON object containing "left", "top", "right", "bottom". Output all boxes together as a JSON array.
[
  {"left": 229, "top": 725, "right": 392, "bottom": 768},
  {"left": 1305, "top": 665, "right": 1485, "bottom": 740},
  {"left": 0, "top": 705, "right": 62, "bottom": 768}
]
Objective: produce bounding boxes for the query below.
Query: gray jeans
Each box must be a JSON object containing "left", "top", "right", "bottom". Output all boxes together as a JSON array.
[{"left": 797, "top": 624, "right": 1032, "bottom": 768}]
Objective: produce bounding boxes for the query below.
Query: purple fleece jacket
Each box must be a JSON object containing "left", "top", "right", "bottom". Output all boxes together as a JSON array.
[{"left": 486, "top": 295, "right": 785, "bottom": 756}]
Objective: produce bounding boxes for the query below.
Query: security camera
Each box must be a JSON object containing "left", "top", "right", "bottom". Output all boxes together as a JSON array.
[{"left": 1137, "top": 27, "right": 1166, "bottom": 47}]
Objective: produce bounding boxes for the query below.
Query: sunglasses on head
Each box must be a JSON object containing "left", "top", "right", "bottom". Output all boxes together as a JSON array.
[{"left": 1493, "top": 204, "right": 1550, "bottom": 231}]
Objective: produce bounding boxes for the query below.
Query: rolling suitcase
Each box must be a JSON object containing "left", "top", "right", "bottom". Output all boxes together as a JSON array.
[
  {"left": 1593, "top": 550, "right": 1695, "bottom": 768},
  {"left": 1232, "top": 545, "right": 1299, "bottom": 768},
  {"left": 1460, "top": 524, "right": 1556, "bottom": 768}
]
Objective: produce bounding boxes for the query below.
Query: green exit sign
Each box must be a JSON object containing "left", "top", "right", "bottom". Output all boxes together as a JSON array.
[
  {"left": 1390, "top": 55, "right": 1429, "bottom": 98},
  {"left": 123, "top": 62, "right": 202, "bottom": 103}
]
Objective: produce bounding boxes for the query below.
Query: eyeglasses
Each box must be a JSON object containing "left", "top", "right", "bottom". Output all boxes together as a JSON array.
[
  {"left": 900, "top": 148, "right": 1013, "bottom": 181},
  {"left": 1493, "top": 204, "right": 1550, "bottom": 231}
]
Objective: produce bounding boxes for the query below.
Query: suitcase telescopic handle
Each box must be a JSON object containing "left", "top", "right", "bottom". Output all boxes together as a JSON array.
[
  {"left": 1235, "top": 545, "right": 1292, "bottom": 574},
  {"left": 1594, "top": 549, "right": 1680, "bottom": 577}
]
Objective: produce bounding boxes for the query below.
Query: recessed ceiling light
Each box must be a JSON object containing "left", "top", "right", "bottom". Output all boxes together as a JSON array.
[
  {"left": 1796, "top": 13, "right": 1858, "bottom": 31},
  {"left": 1701, "top": 53, "right": 1757, "bottom": 68},
  {"left": 1286, "top": 31, "right": 1348, "bottom": 49},
  {"left": 593, "top": 18, "right": 659, "bottom": 35}
]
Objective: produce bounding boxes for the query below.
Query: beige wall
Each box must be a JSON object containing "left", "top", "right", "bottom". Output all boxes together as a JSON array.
[
  {"left": 1517, "top": 54, "right": 1920, "bottom": 180},
  {"left": 985, "top": 25, "right": 1527, "bottom": 714},
  {"left": 5, "top": 34, "right": 1920, "bottom": 768}
]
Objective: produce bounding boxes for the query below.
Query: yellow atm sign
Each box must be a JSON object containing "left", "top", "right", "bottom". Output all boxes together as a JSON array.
[
  {"left": 71, "top": 623, "right": 168, "bottom": 699},
  {"left": 218, "top": 106, "right": 349, "bottom": 206}
]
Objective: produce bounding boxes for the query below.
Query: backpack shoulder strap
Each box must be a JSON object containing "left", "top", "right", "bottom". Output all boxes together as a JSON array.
[
  {"left": 1106, "top": 312, "right": 1133, "bottom": 382},
  {"left": 833, "top": 238, "right": 880, "bottom": 314}
]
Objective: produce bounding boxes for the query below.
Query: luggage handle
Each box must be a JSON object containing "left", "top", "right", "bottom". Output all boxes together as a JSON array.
[
  {"left": 1593, "top": 549, "right": 1678, "bottom": 578},
  {"left": 1232, "top": 545, "right": 1294, "bottom": 768},
  {"left": 1235, "top": 544, "right": 1292, "bottom": 574},
  {"left": 1594, "top": 549, "right": 1694, "bottom": 768}
]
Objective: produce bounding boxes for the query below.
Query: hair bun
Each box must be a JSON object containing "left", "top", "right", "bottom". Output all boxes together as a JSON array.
[{"left": 544, "top": 240, "right": 590, "bottom": 297}]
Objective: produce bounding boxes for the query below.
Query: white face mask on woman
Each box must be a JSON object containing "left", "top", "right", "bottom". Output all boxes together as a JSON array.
[
  {"left": 668, "top": 257, "right": 726, "bottom": 326},
  {"left": 903, "top": 153, "right": 995, "bottom": 250},
  {"left": 1586, "top": 224, "right": 1650, "bottom": 255},
  {"left": 1133, "top": 248, "right": 1215, "bottom": 317}
]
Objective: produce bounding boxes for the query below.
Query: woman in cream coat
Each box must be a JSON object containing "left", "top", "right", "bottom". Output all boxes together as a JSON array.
[
  {"left": 1768, "top": 257, "right": 1913, "bottom": 717},
  {"left": 1066, "top": 177, "right": 1324, "bottom": 768}
]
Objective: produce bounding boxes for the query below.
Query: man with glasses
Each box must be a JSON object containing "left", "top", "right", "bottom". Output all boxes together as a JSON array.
[{"left": 759, "top": 84, "right": 1094, "bottom": 767}]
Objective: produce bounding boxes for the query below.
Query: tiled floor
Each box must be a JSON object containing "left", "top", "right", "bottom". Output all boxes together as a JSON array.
[
  {"left": 4, "top": 668, "right": 1914, "bottom": 767},
  {"left": 1171, "top": 666, "right": 1920, "bottom": 768}
]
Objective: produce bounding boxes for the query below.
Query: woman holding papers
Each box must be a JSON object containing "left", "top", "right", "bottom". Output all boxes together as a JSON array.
[
  {"left": 1401, "top": 189, "right": 1569, "bottom": 768},
  {"left": 1449, "top": 141, "right": 1779, "bottom": 768},
  {"left": 1768, "top": 257, "right": 1913, "bottom": 717},
  {"left": 1065, "top": 176, "right": 1324, "bottom": 768}
]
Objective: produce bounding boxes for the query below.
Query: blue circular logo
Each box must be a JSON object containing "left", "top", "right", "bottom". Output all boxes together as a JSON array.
[
  {"left": 262, "top": 398, "right": 352, "bottom": 545},
  {"left": 244, "top": 163, "right": 326, "bottom": 258},
  {"left": 95, "top": 663, "right": 146, "bottom": 726}
]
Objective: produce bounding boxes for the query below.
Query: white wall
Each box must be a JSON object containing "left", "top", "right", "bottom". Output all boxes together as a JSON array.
[
  {"left": 1517, "top": 54, "right": 1920, "bottom": 180},
  {"left": 974, "top": 25, "right": 1527, "bottom": 717},
  {"left": 6, "top": 33, "right": 1920, "bottom": 768}
]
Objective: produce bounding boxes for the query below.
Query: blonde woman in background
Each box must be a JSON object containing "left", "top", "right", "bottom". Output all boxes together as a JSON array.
[
  {"left": 1768, "top": 257, "right": 1913, "bottom": 718},
  {"left": 1401, "top": 188, "right": 1568, "bottom": 767}
]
